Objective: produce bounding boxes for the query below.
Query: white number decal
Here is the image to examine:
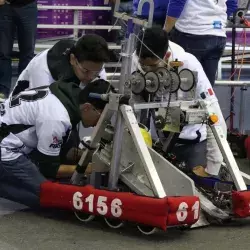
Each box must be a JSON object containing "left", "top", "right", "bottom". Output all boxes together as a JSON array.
[
  {"left": 192, "top": 201, "right": 200, "bottom": 220},
  {"left": 176, "top": 202, "right": 188, "bottom": 222},
  {"left": 176, "top": 201, "right": 200, "bottom": 222},
  {"left": 72, "top": 192, "right": 122, "bottom": 218},
  {"left": 73, "top": 191, "right": 83, "bottom": 210},
  {"left": 97, "top": 196, "right": 108, "bottom": 215},
  {"left": 111, "top": 198, "right": 123, "bottom": 217},
  {"left": 85, "top": 194, "right": 94, "bottom": 212}
]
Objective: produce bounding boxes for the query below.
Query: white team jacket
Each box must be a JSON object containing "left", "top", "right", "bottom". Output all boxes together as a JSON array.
[
  {"left": 175, "top": 0, "right": 228, "bottom": 37},
  {"left": 0, "top": 89, "right": 72, "bottom": 161},
  {"left": 11, "top": 49, "right": 107, "bottom": 94}
]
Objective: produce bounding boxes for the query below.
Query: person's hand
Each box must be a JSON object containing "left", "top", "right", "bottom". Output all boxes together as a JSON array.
[{"left": 0, "top": 0, "right": 5, "bottom": 5}]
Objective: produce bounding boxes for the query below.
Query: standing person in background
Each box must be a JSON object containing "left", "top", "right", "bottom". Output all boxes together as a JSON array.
[
  {"left": 165, "top": 0, "right": 238, "bottom": 86},
  {"left": 0, "top": 0, "right": 37, "bottom": 97}
]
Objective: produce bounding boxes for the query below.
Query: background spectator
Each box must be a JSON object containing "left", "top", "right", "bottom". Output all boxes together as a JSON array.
[
  {"left": 0, "top": 0, "right": 37, "bottom": 97},
  {"left": 165, "top": 0, "right": 238, "bottom": 86}
]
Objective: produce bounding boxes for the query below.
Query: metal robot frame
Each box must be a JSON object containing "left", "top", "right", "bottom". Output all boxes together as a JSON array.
[
  {"left": 68, "top": 0, "right": 202, "bottom": 234},
  {"left": 68, "top": 0, "right": 250, "bottom": 231}
]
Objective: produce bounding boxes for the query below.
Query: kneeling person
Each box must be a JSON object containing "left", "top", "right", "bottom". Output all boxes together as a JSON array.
[
  {"left": 0, "top": 79, "right": 109, "bottom": 207},
  {"left": 10, "top": 34, "right": 110, "bottom": 97}
]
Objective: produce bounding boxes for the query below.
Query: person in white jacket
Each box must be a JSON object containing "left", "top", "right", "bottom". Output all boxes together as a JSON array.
[
  {"left": 8, "top": 34, "right": 110, "bottom": 165},
  {"left": 10, "top": 34, "right": 109, "bottom": 97},
  {"left": 132, "top": 26, "right": 227, "bottom": 177}
]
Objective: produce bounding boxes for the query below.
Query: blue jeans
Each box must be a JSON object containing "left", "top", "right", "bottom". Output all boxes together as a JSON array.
[
  {"left": 0, "top": 1, "right": 37, "bottom": 96},
  {"left": 172, "top": 140, "right": 207, "bottom": 170},
  {"left": 0, "top": 155, "right": 46, "bottom": 207},
  {"left": 170, "top": 28, "right": 226, "bottom": 86}
]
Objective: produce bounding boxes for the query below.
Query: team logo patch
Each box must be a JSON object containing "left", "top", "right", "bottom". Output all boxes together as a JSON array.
[
  {"left": 207, "top": 88, "right": 214, "bottom": 96},
  {"left": 49, "top": 136, "right": 63, "bottom": 149}
]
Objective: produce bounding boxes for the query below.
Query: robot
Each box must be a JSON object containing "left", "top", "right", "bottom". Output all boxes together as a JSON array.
[
  {"left": 38, "top": 0, "right": 250, "bottom": 235},
  {"left": 37, "top": 0, "right": 201, "bottom": 236}
]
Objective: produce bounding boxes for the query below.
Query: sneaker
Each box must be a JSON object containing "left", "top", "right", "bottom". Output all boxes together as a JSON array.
[
  {"left": 192, "top": 166, "right": 219, "bottom": 178},
  {"left": 192, "top": 166, "right": 211, "bottom": 178}
]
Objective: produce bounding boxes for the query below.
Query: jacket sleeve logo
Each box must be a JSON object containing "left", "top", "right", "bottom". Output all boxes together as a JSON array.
[{"left": 49, "top": 136, "right": 63, "bottom": 149}]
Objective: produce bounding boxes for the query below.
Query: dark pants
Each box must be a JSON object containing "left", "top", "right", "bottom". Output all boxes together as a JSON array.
[
  {"left": 172, "top": 140, "right": 207, "bottom": 170},
  {"left": 170, "top": 28, "right": 226, "bottom": 86},
  {"left": 0, "top": 155, "right": 46, "bottom": 207},
  {"left": 0, "top": 1, "right": 37, "bottom": 96}
]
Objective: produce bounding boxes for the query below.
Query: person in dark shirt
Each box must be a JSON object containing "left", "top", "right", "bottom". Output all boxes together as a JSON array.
[{"left": 0, "top": 0, "right": 37, "bottom": 96}]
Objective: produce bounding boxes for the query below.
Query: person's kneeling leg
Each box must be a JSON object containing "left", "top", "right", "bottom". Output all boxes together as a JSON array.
[
  {"left": 0, "top": 155, "right": 46, "bottom": 207},
  {"left": 172, "top": 140, "right": 207, "bottom": 173}
]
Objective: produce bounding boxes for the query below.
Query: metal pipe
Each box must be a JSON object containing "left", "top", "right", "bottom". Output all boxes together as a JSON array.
[
  {"left": 215, "top": 80, "right": 249, "bottom": 135},
  {"left": 114, "top": 0, "right": 121, "bottom": 13},
  {"left": 114, "top": 12, "right": 149, "bottom": 27},
  {"left": 108, "top": 21, "right": 135, "bottom": 190},
  {"left": 73, "top": 10, "right": 79, "bottom": 39},
  {"left": 230, "top": 12, "right": 236, "bottom": 131},
  {"left": 215, "top": 80, "right": 250, "bottom": 86},
  {"left": 133, "top": 100, "right": 198, "bottom": 110},
  {"left": 108, "top": 0, "right": 156, "bottom": 189},
  {"left": 38, "top": 5, "right": 111, "bottom": 10},
  {"left": 137, "top": 0, "right": 154, "bottom": 27},
  {"left": 37, "top": 24, "right": 121, "bottom": 30},
  {"left": 17, "top": 44, "right": 121, "bottom": 50},
  {"left": 239, "top": 87, "right": 247, "bottom": 134}
]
